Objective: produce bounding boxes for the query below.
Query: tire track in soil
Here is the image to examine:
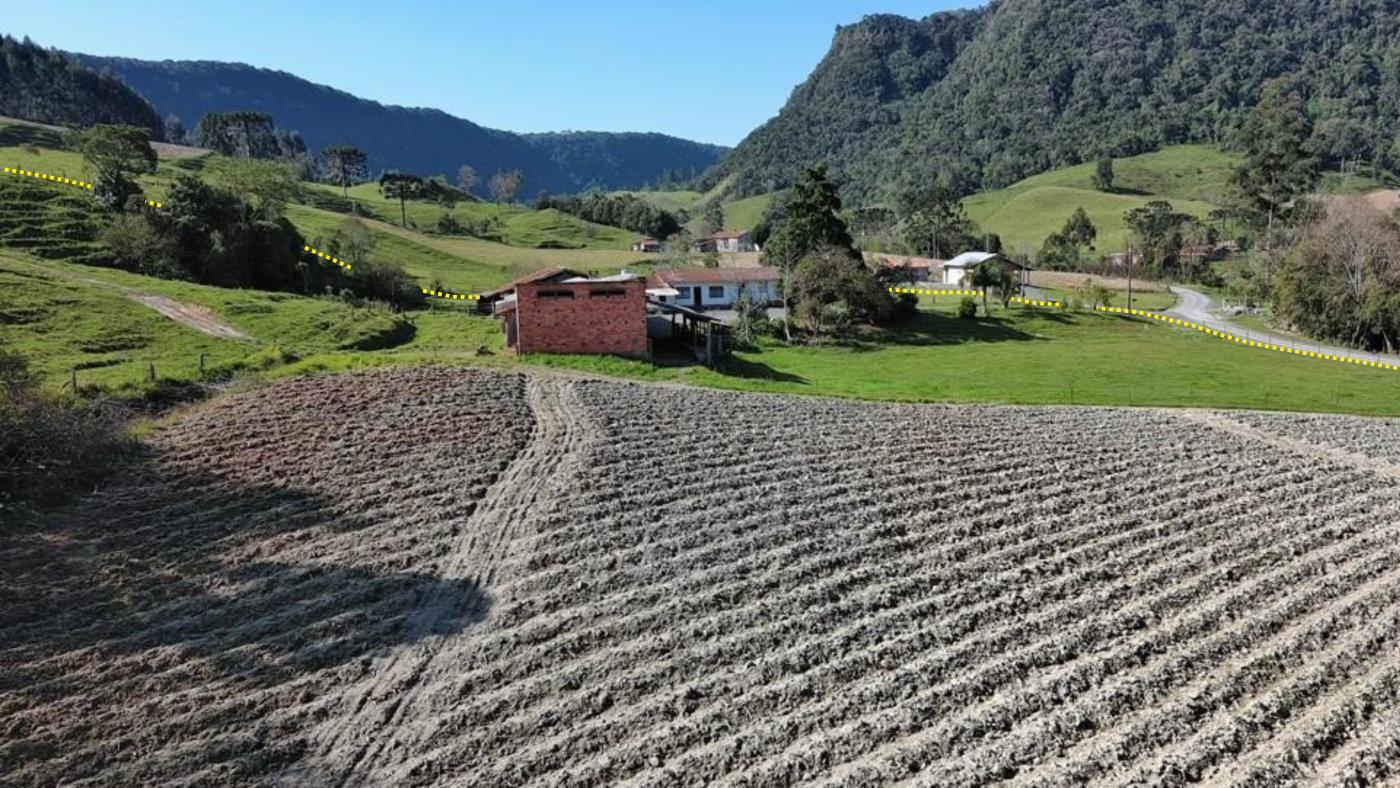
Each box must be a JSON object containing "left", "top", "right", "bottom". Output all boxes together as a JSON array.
[
  {"left": 1179, "top": 409, "right": 1400, "bottom": 483},
  {"left": 303, "top": 376, "right": 594, "bottom": 786}
]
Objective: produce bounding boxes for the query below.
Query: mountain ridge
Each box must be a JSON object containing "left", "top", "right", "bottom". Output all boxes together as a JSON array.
[{"left": 72, "top": 53, "right": 728, "bottom": 193}]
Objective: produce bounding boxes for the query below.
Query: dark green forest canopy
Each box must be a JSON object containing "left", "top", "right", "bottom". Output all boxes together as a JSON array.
[
  {"left": 0, "top": 35, "right": 161, "bottom": 135},
  {"left": 708, "top": 0, "right": 1400, "bottom": 203},
  {"left": 68, "top": 54, "right": 729, "bottom": 192}
]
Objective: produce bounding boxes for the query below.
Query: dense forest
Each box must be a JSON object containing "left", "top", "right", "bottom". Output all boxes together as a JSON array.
[
  {"left": 708, "top": 0, "right": 1400, "bottom": 202},
  {"left": 70, "top": 54, "right": 728, "bottom": 193},
  {"left": 0, "top": 35, "right": 161, "bottom": 135}
]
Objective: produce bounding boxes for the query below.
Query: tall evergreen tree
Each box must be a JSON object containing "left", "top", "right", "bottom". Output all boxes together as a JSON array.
[
  {"left": 1231, "top": 77, "right": 1319, "bottom": 231},
  {"left": 321, "top": 145, "right": 368, "bottom": 197}
]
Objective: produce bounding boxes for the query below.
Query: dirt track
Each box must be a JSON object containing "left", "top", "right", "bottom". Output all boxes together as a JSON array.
[{"left": 5, "top": 368, "right": 1400, "bottom": 786}]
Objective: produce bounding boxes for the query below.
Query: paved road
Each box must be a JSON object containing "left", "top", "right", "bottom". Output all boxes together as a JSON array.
[{"left": 1167, "top": 286, "right": 1396, "bottom": 366}]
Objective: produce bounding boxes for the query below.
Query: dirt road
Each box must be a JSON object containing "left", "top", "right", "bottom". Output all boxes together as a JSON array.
[{"left": 1168, "top": 286, "right": 1396, "bottom": 366}]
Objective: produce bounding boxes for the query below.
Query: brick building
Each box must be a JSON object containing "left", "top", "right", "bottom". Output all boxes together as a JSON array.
[{"left": 494, "top": 273, "right": 649, "bottom": 359}]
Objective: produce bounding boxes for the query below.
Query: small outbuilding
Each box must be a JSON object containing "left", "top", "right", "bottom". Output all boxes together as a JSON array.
[
  {"left": 940, "top": 252, "right": 1030, "bottom": 288},
  {"left": 494, "top": 272, "right": 649, "bottom": 359},
  {"left": 632, "top": 237, "right": 663, "bottom": 253}
]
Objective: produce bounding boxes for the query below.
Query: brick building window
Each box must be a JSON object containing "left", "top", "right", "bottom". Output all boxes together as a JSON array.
[
  {"left": 589, "top": 289, "right": 628, "bottom": 299},
  {"left": 538, "top": 290, "right": 575, "bottom": 300}
]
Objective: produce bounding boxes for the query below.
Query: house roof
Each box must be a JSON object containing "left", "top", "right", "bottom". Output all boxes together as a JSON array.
[
  {"left": 708, "top": 230, "right": 751, "bottom": 240},
  {"left": 650, "top": 266, "right": 780, "bottom": 286},
  {"left": 481, "top": 266, "right": 587, "bottom": 299},
  {"left": 943, "top": 251, "right": 1002, "bottom": 269},
  {"left": 879, "top": 256, "right": 944, "bottom": 269},
  {"left": 559, "top": 274, "right": 643, "bottom": 284}
]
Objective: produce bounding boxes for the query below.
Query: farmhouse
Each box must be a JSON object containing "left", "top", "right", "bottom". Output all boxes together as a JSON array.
[
  {"left": 939, "top": 251, "right": 1031, "bottom": 287},
  {"left": 631, "top": 237, "right": 663, "bottom": 253},
  {"left": 493, "top": 273, "right": 649, "bottom": 359},
  {"left": 692, "top": 230, "right": 757, "bottom": 253},
  {"left": 648, "top": 266, "right": 781, "bottom": 310}
]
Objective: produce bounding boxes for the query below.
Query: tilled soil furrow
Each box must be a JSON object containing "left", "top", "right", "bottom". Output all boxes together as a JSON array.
[
  {"left": 914, "top": 543, "right": 1400, "bottom": 786},
  {"left": 397, "top": 466, "right": 1361, "bottom": 785},
  {"left": 799, "top": 503, "right": 1392, "bottom": 788}
]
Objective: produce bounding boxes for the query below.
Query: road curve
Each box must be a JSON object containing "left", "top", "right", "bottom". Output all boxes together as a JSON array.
[{"left": 1167, "top": 286, "right": 1398, "bottom": 367}]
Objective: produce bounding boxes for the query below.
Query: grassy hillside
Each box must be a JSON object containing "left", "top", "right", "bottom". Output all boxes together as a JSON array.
[
  {"left": 962, "top": 146, "right": 1230, "bottom": 255},
  {"left": 305, "top": 182, "right": 636, "bottom": 250},
  {"left": 0, "top": 252, "right": 412, "bottom": 392}
]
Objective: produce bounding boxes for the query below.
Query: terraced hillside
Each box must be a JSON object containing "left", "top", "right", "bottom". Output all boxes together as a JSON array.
[{"left": 4, "top": 368, "right": 1400, "bottom": 785}]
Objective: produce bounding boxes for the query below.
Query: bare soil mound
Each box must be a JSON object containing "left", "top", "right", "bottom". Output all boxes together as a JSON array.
[{"left": 5, "top": 368, "right": 1400, "bottom": 786}]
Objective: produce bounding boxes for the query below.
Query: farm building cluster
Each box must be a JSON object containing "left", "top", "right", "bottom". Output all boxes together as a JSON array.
[{"left": 483, "top": 251, "right": 1029, "bottom": 364}]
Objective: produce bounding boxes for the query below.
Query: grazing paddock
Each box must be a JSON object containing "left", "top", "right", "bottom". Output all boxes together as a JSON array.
[{"left": 4, "top": 368, "right": 1400, "bottom": 786}]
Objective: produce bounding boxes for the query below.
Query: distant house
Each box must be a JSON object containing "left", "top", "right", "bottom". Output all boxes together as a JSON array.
[
  {"left": 648, "top": 267, "right": 781, "bottom": 310},
  {"left": 632, "top": 237, "right": 663, "bottom": 253},
  {"left": 877, "top": 255, "right": 944, "bottom": 283},
  {"left": 493, "top": 271, "right": 649, "bottom": 359},
  {"left": 940, "top": 252, "right": 1030, "bottom": 288},
  {"left": 693, "top": 230, "right": 757, "bottom": 254}
]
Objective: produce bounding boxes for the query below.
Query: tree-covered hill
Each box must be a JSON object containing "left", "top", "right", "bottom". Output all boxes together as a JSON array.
[
  {"left": 708, "top": 0, "right": 1400, "bottom": 203},
  {"left": 69, "top": 54, "right": 728, "bottom": 193},
  {"left": 0, "top": 35, "right": 161, "bottom": 135}
]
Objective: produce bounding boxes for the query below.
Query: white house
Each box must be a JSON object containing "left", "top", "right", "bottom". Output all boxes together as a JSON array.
[
  {"left": 939, "top": 251, "right": 1030, "bottom": 287},
  {"left": 648, "top": 267, "right": 781, "bottom": 310}
]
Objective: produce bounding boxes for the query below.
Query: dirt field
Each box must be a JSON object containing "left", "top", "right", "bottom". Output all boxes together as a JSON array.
[{"left": 5, "top": 368, "right": 1400, "bottom": 786}]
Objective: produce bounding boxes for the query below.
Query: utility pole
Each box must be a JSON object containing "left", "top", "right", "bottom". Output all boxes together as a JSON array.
[{"left": 1126, "top": 241, "right": 1134, "bottom": 310}]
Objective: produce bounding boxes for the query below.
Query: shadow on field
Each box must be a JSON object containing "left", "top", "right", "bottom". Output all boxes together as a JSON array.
[
  {"left": 0, "top": 455, "right": 491, "bottom": 716},
  {"left": 888, "top": 310, "right": 1042, "bottom": 346},
  {"left": 715, "top": 355, "right": 809, "bottom": 384}
]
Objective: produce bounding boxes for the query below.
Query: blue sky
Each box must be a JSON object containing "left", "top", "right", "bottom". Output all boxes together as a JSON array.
[{"left": 6, "top": 1, "right": 976, "bottom": 146}]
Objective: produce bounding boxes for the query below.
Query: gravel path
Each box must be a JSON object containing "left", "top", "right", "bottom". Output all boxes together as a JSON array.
[{"left": 1167, "top": 286, "right": 1397, "bottom": 366}]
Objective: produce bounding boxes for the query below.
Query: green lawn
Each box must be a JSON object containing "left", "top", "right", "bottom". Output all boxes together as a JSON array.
[
  {"left": 964, "top": 186, "right": 1218, "bottom": 256},
  {"left": 533, "top": 297, "right": 1400, "bottom": 417}
]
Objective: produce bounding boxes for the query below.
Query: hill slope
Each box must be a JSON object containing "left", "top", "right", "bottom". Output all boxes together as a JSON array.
[
  {"left": 0, "top": 35, "right": 161, "bottom": 134},
  {"left": 712, "top": 1, "right": 1400, "bottom": 202},
  {"left": 71, "top": 54, "right": 728, "bottom": 192}
]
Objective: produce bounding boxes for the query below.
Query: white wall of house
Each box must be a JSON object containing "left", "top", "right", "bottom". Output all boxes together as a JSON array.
[
  {"left": 668, "top": 281, "right": 779, "bottom": 309},
  {"left": 943, "top": 267, "right": 968, "bottom": 286}
]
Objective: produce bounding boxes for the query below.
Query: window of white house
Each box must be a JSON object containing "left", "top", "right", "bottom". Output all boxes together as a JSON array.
[
  {"left": 677, "top": 286, "right": 692, "bottom": 298},
  {"left": 708, "top": 285, "right": 725, "bottom": 298}
]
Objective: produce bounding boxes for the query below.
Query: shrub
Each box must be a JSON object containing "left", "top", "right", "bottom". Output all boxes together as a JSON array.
[
  {"left": 958, "top": 296, "right": 978, "bottom": 319},
  {"left": 0, "top": 344, "right": 134, "bottom": 513}
]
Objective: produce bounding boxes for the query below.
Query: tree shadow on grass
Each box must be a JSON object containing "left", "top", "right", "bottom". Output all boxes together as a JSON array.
[
  {"left": 881, "top": 310, "right": 1044, "bottom": 346},
  {"left": 0, "top": 456, "right": 493, "bottom": 784},
  {"left": 714, "top": 355, "right": 809, "bottom": 384}
]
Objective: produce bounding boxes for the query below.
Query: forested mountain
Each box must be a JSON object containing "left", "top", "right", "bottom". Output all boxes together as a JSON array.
[
  {"left": 70, "top": 55, "right": 728, "bottom": 193},
  {"left": 0, "top": 36, "right": 161, "bottom": 134},
  {"left": 709, "top": 0, "right": 1400, "bottom": 202}
]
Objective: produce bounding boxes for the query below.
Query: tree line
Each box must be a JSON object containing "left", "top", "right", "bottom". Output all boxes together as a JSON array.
[{"left": 535, "top": 192, "right": 681, "bottom": 239}]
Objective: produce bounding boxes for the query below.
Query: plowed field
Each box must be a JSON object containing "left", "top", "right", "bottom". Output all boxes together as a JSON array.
[{"left": 4, "top": 368, "right": 1400, "bottom": 786}]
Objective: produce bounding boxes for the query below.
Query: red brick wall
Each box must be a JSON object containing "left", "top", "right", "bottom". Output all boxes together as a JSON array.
[{"left": 514, "top": 280, "right": 649, "bottom": 358}]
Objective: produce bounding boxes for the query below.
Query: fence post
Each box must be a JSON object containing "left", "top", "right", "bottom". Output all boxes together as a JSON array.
[
  {"left": 70, "top": 367, "right": 77, "bottom": 391},
  {"left": 148, "top": 362, "right": 156, "bottom": 382},
  {"left": 199, "top": 353, "right": 206, "bottom": 375}
]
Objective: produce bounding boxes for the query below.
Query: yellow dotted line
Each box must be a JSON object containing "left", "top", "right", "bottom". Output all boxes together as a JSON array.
[
  {"left": 421, "top": 288, "right": 479, "bottom": 301},
  {"left": 302, "top": 244, "right": 352, "bottom": 271},
  {"left": 6, "top": 165, "right": 162, "bottom": 208},
  {"left": 3, "top": 165, "right": 93, "bottom": 189},
  {"left": 1010, "top": 296, "right": 1063, "bottom": 308},
  {"left": 1095, "top": 305, "right": 1400, "bottom": 371},
  {"left": 888, "top": 287, "right": 1062, "bottom": 308},
  {"left": 889, "top": 287, "right": 983, "bottom": 297}
]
